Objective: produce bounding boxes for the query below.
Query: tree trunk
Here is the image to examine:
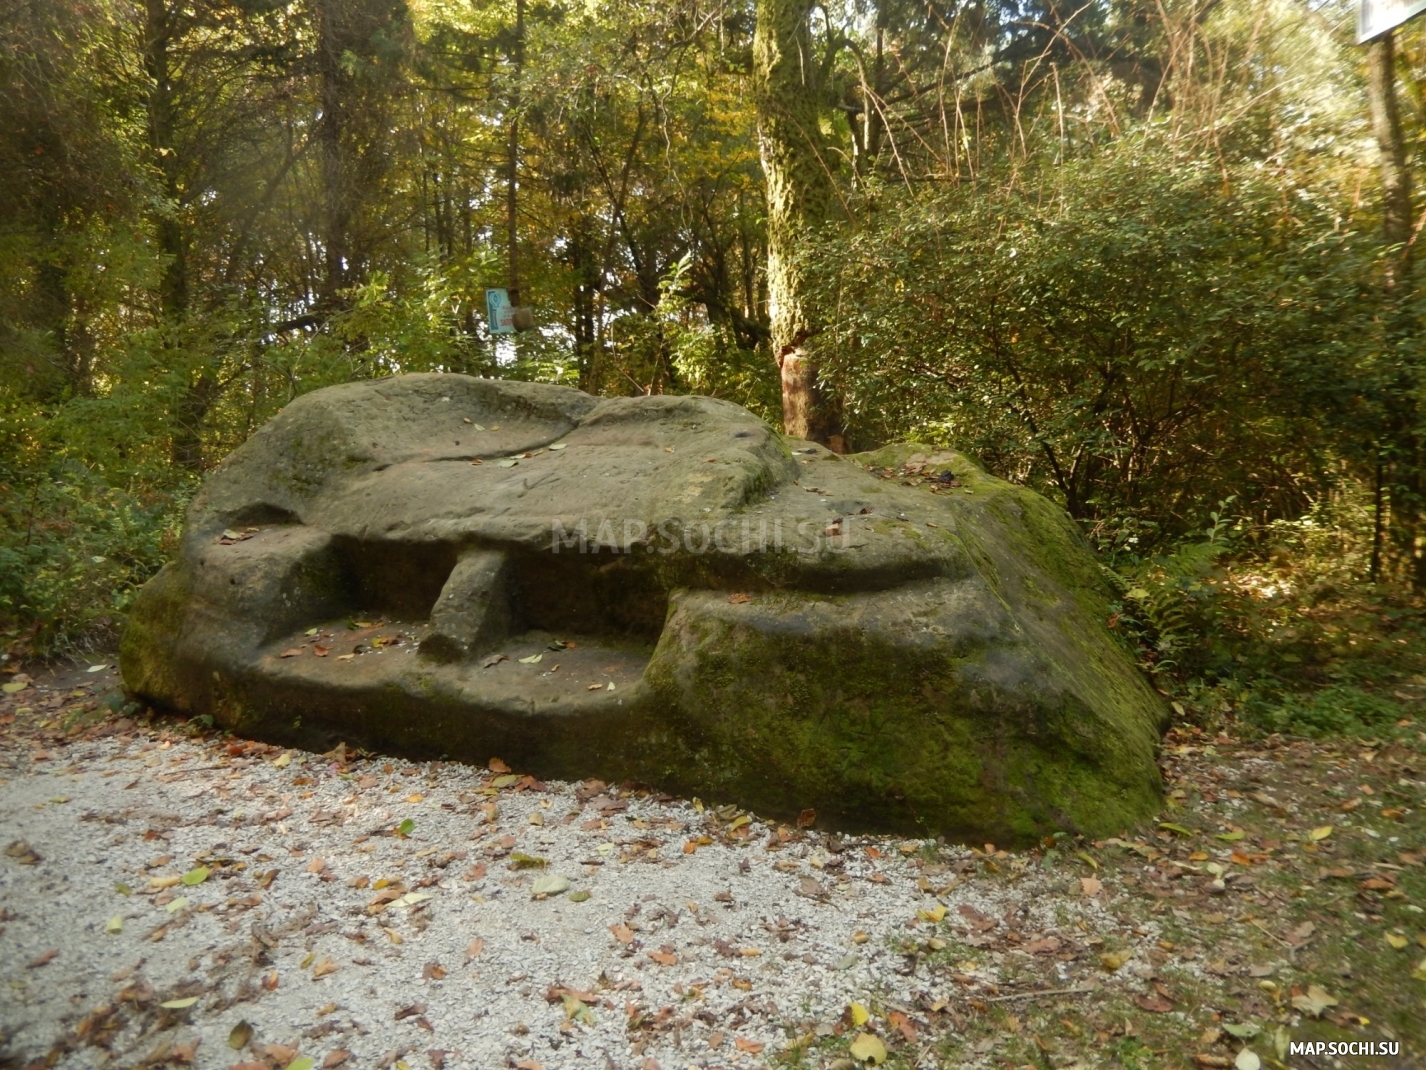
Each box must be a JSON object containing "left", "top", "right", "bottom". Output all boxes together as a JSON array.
[
  {"left": 1367, "top": 32, "right": 1412, "bottom": 298},
  {"left": 314, "top": 0, "right": 349, "bottom": 305},
  {"left": 1366, "top": 31, "right": 1424, "bottom": 590},
  {"left": 753, "top": 0, "right": 843, "bottom": 448},
  {"left": 142, "top": 0, "right": 186, "bottom": 319}
]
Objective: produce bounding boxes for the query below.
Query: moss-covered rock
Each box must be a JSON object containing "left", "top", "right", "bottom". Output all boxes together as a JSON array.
[{"left": 121, "top": 377, "right": 1164, "bottom": 842}]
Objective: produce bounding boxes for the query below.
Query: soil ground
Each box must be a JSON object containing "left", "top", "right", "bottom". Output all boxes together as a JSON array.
[{"left": 0, "top": 660, "right": 1423, "bottom": 1070}]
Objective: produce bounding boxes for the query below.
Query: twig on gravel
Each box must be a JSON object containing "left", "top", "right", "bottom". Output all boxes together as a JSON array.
[{"left": 981, "top": 984, "right": 1096, "bottom": 1003}]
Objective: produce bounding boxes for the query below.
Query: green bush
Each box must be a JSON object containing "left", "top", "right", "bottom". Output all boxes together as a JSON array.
[{"left": 0, "top": 463, "right": 190, "bottom": 655}]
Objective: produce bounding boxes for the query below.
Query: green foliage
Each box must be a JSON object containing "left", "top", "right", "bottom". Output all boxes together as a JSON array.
[
  {"left": 805, "top": 137, "right": 1385, "bottom": 541},
  {"left": 0, "top": 461, "right": 189, "bottom": 654},
  {"left": 1243, "top": 684, "right": 1408, "bottom": 739}
]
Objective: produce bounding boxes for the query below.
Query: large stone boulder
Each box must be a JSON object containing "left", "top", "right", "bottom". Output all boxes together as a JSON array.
[{"left": 121, "top": 374, "right": 1165, "bottom": 842}]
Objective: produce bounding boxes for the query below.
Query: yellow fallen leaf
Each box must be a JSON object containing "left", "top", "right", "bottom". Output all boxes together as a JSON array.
[
  {"left": 1100, "top": 952, "right": 1126, "bottom": 971},
  {"left": 160, "top": 996, "right": 199, "bottom": 1009},
  {"left": 849, "top": 1001, "right": 870, "bottom": 1026},
  {"left": 849, "top": 1032, "right": 888, "bottom": 1064},
  {"left": 917, "top": 903, "right": 947, "bottom": 923},
  {"left": 404, "top": 793, "right": 424, "bottom": 803},
  {"left": 1309, "top": 825, "right": 1333, "bottom": 841},
  {"left": 1386, "top": 933, "right": 1408, "bottom": 949},
  {"left": 273, "top": 752, "right": 292, "bottom": 769},
  {"left": 105, "top": 915, "right": 123, "bottom": 934},
  {"left": 149, "top": 875, "right": 181, "bottom": 889},
  {"left": 312, "top": 958, "right": 339, "bottom": 978}
]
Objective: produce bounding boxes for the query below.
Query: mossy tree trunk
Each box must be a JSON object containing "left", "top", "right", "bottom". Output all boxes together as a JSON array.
[{"left": 753, "top": 0, "right": 843, "bottom": 449}]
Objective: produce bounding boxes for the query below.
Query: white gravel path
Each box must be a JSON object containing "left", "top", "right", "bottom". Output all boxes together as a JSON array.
[{"left": 0, "top": 710, "right": 1144, "bottom": 1070}]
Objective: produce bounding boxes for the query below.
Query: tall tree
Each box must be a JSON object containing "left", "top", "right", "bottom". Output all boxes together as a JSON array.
[
  {"left": 1364, "top": 28, "right": 1423, "bottom": 589},
  {"left": 753, "top": 0, "right": 841, "bottom": 447}
]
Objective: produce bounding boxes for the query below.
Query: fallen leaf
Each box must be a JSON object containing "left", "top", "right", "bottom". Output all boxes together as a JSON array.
[
  {"left": 1159, "top": 822, "right": 1195, "bottom": 837},
  {"left": 1386, "top": 933, "right": 1408, "bottom": 949},
  {"left": 848, "top": 1002, "right": 870, "bottom": 1027},
  {"left": 917, "top": 903, "right": 946, "bottom": 923},
  {"left": 285, "top": 1058, "right": 315, "bottom": 1070},
  {"left": 1309, "top": 826, "right": 1333, "bottom": 841},
  {"left": 280, "top": 648, "right": 304, "bottom": 658},
  {"left": 1133, "top": 995, "right": 1174, "bottom": 1013},
  {"left": 647, "top": 950, "right": 677, "bottom": 966},
  {"left": 488, "top": 757, "right": 511, "bottom": 773},
  {"left": 313, "top": 958, "right": 339, "bottom": 978},
  {"left": 396, "top": 818, "right": 415, "bottom": 837},
  {"left": 734, "top": 1037, "right": 765, "bottom": 1053},
  {"left": 1234, "top": 1052, "right": 1261, "bottom": 1070},
  {"left": 5, "top": 839, "right": 41, "bottom": 864},
  {"left": 518, "top": 653, "right": 543, "bottom": 664},
  {"left": 228, "top": 1021, "right": 254, "bottom": 1049},
  {"left": 26, "top": 949, "right": 57, "bottom": 968},
  {"left": 181, "top": 865, "right": 210, "bottom": 886},
  {"left": 422, "top": 962, "right": 447, "bottom": 980},
  {"left": 848, "top": 1032, "right": 888, "bottom": 1064},
  {"left": 1290, "top": 984, "right": 1338, "bottom": 1018},
  {"left": 1080, "top": 876, "right": 1103, "bottom": 896},
  {"left": 322, "top": 1053, "right": 350, "bottom": 1068},
  {"left": 160, "top": 997, "right": 199, "bottom": 1009},
  {"left": 610, "top": 924, "right": 634, "bottom": 944},
  {"left": 273, "top": 752, "right": 292, "bottom": 769},
  {"left": 313, "top": 646, "right": 330, "bottom": 657},
  {"left": 727, "top": 593, "right": 751, "bottom": 604},
  {"left": 106, "top": 915, "right": 123, "bottom": 934}
]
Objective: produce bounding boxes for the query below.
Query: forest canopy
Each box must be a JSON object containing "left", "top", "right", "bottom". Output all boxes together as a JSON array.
[{"left": 1, "top": 0, "right": 1423, "bottom": 698}]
